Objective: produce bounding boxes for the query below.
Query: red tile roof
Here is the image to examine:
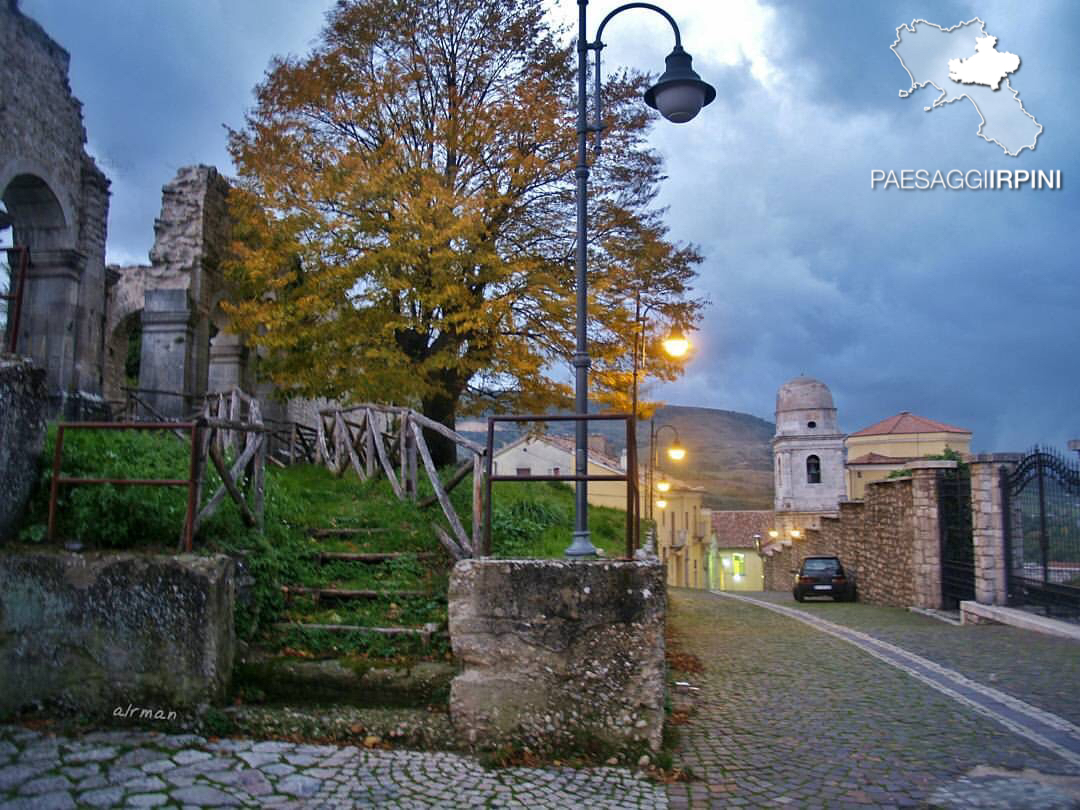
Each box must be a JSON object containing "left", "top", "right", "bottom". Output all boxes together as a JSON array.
[
  {"left": 849, "top": 411, "right": 971, "bottom": 438},
  {"left": 711, "top": 510, "right": 774, "bottom": 549},
  {"left": 847, "top": 452, "right": 915, "bottom": 466}
]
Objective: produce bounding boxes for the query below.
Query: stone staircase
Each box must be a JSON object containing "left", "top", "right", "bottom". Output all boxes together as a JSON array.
[{"left": 230, "top": 520, "right": 456, "bottom": 740}]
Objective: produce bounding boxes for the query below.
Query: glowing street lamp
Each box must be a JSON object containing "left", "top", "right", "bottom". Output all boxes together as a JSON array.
[{"left": 662, "top": 328, "right": 690, "bottom": 358}]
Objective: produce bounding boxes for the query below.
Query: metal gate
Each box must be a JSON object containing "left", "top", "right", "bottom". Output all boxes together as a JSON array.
[
  {"left": 1002, "top": 446, "right": 1080, "bottom": 618},
  {"left": 939, "top": 467, "right": 974, "bottom": 609}
]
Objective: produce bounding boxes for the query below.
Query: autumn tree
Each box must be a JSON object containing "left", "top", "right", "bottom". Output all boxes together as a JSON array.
[{"left": 225, "top": 0, "right": 705, "bottom": 466}]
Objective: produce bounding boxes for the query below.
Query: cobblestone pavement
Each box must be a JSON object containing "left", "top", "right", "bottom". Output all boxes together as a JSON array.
[
  {"left": 666, "top": 589, "right": 1080, "bottom": 810},
  {"left": 748, "top": 590, "right": 1080, "bottom": 727},
  {"left": 0, "top": 726, "right": 665, "bottom": 809}
]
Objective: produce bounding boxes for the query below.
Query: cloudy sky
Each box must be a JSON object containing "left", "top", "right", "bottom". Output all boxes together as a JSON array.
[{"left": 19, "top": 0, "right": 1079, "bottom": 452}]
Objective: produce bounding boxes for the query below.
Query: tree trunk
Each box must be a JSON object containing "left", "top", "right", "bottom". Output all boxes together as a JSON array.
[{"left": 421, "top": 388, "right": 459, "bottom": 469}]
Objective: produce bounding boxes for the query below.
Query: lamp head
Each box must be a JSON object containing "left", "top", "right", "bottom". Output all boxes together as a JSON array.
[
  {"left": 662, "top": 327, "right": 690, "bottom": 358},
  {"left": 644, "top": 46, "right": 716, "bottom": 124},
  {"left": 667, "top": 442, "right": 686, "bottom": 462},
  {"left": 655, "top": 498, "right": 668, "bottom": 510},
  {"left": 656, "top": 479, "right": 672, "bottom": 493}
]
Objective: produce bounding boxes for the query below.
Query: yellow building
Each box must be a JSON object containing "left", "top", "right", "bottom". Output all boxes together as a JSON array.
[
  {"left": 845, "top": 411, "right": 972, "bottom": 499},
  {"left": 654, "top": 478, "right": 709, "bottom": 589},
  {"left": 707, "top": 511, "right": 769, "bottom": 591}
]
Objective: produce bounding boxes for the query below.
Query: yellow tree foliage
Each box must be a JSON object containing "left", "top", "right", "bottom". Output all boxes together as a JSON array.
[{"left": 225, "top": 0, "right": 705, "bottom": 464}]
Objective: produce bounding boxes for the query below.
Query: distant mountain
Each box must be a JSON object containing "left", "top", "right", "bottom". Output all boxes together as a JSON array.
[{"left": 458, "top": 404, "right": 775, "bottom": 510}]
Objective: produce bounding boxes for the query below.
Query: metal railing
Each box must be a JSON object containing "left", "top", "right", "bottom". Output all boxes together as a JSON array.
[
  {"left": 47, "top": 421, "right": 201, "bottom": 551},
  {"left": 47, "top": 410, "right": 270, "bottom": 552},
  {"left": 483, "top": 413, "right": 640, "bottom": 558},
  {"left": 2, "top": 246, "right": 29, "bottom": 354}
]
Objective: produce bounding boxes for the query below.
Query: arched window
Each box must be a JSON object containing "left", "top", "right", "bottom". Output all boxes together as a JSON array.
[{"left": 806, "top": 455, "right": 821, "bottom": 484}]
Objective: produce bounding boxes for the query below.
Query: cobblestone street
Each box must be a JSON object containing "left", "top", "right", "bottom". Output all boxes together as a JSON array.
[
  {"left": 667, "top": 589, "right": 1080, "bottom": 809},
  {"left": 0, "top": 728, "right": 663, "bottom": 809}
]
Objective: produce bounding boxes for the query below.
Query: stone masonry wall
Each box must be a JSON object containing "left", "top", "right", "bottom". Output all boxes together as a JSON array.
[
  {"left": 0, "top": 551, "right": 234, "bottom": 716},
  {"left": 449, "top": 559, "right": 666, "bottom": 754},
  {"left": 0, "top": 357, "right": 47, "bottom": 541},
  {"left": 763, "top": 478, "right": 920, "bottom": 606}
]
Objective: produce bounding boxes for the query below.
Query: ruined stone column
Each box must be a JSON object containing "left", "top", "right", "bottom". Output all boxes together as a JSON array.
[
  {"left": 908, "top": 460, "right": 957, "bottom": 610},
  {"left": 139, "top": 288, "right": 194, "bottom": 418},
  {"left": 969, "top": 454, "right": 1019, "bottom": 606},
  {"left": 207, "top": 332, "right": 247, "bottom": 393}
]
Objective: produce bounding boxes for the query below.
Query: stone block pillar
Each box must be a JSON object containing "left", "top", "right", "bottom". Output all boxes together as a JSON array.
[
  {"left": 449, "top": 559, "right": 666, "bottom": 754},
  {"left": 17, "top": 248, "right": 85, "bottom": 404},
  {"left": 207, "top": 332, "right": 247, "bottom": 394},
  {"left": 908, "top": 460, "right": 957, "bottom": 610},
  {"left": 969, "top": 454, "right": 1019, "bottom": 606},
  {"left": 0, "top": 358, "right": 47, "bottom": 541},
  {"left": 139, "top": 288, "right": 194, "bottom": 418}
]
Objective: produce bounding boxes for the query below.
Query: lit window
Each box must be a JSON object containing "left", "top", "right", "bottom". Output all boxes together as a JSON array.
[
  {"left": 807, "top": 455, "right": 821, "bottom": 484},
  {"left": 733, "top": 553, "right": 745, "bottom": 577}
]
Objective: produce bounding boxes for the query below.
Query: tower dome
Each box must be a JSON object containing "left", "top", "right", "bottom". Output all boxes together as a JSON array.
[
  {"left": 775, "top": 376, "right": 838, "bottom": 436},
  {"left": 776, "top": 376, "right": 834, "bottom": 413}
]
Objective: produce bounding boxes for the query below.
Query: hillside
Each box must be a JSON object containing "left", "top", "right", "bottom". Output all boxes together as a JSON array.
[{"left": 459, "top": 404, "right": 775, "bottom": 510}]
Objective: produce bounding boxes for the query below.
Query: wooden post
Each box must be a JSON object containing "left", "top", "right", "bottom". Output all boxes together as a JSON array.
[
  {"left": 365, "top": 410, "right": 376, "bottom": 478},
  {"left": 473, "top": 453, "right": 485, "bottom": 557},
  {"left": 254, "top": 434, "right": 266, "bottom": 531},
  {"left": 405, "top": 415, "right": 418, "bottom": 499},
  {"left": 288, "top": 421, "right": 297, "bottom": 465}
]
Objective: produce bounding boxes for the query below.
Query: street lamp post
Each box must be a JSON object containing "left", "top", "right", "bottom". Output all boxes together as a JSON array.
[
  {"left": 647, "top": 421, "right": 685, "bottom": 522},
  {"left": 566, "top": 0, "right": 714, "bottom": 558},
  {"left": 629, "top": 289, "right": 692, "bottom": 550}
]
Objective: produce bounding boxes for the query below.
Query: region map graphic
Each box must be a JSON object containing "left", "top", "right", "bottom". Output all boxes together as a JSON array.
[{"left": 892, "top": 18, "right": 1041, "bottom": 156}]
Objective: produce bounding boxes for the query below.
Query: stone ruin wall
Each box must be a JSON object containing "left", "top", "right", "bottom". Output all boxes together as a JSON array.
[
  {"left": 105, "top": 166, "right": 241, "bottom": 417},
  {"left": 0, "top": 0, "right": 110, "bottom": 414}
]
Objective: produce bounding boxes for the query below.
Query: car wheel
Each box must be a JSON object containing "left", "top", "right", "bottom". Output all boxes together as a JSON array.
[{"left": 794, "top": 590, "right": 805, "bottom": 602}]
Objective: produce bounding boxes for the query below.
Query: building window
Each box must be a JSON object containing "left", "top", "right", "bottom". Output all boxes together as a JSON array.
[
  {"left": 515, "top": 467, "right": 531, "bottom": 477},
  {"left": 551, "top": 466, "right": 560, "bottom": 477},
  {"left": 806, "top": 455, "right": 821, "bottom": 484},
  {"left": 732, "top": 553, "right": 746, "bottom": 576},
  {"left": 807, "top": 420, "right": 817, "bottom": 429}
]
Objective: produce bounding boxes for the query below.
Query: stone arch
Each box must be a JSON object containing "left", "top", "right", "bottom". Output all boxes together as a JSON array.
[
  {"left": 1, "top": 172, "right": 69, "bottom": 251},
  {"left": 104, "top": 308, "right": 143, "bottom": 406},
  {"left": 0, "top": 160, "right": 77, "bottom": 242}
]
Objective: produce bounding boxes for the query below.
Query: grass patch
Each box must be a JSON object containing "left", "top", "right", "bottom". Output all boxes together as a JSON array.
[{"left": 489, "top": 479, "right": 630, "bottom": 558}]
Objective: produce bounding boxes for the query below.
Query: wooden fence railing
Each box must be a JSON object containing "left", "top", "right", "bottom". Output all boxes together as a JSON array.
[{"left": 315, "top": 405, "right": 487, "bottom": 561}]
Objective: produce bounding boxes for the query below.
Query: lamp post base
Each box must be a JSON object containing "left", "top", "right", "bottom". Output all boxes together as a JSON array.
[{"left": 564, "top": 530, "right": 598, "bottom": 558}]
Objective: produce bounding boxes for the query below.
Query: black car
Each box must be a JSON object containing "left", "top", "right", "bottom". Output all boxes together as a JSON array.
[{"left": 792, "top": 555, "right": 856, "bottom": 602}]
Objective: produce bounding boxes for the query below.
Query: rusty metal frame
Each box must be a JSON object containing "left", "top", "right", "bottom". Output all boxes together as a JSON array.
[
  {"left": 47, "top": 421, "right": 202, "bottom": 552},
  {"left": 484, "top": 413, "right": 639, "bottom": 558},
  {"left": 1, "top": 246, "right": 29, "bottom": 354}
]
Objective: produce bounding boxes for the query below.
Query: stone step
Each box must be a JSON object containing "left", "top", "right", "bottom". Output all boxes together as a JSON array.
[
  {"left": 272, "top": 622, "right": 442, "bottom": 642},
  {"left": 307, "top": 527, "right": 420, "bottom": 539},
  {"left": 234, "top": 653, "right": 456, "bottom": 711},
  {"left": 281, "top": 585, "right": 432, "bottom": 601},
  {"left": 315, "top": 551, "right": 438, "bottom": 564}
]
